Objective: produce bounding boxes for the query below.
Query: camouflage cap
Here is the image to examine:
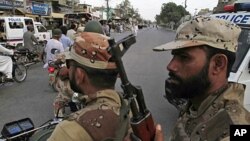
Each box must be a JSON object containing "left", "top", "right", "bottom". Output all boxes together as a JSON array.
[
  {"left": 66, "top": 32, "right": 116, "bottom": 69},
  {"left": 153, "top": 16, "right": 241, "bottom": 52}
]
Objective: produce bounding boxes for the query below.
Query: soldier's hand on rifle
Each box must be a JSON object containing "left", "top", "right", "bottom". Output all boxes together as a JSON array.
[
  {"left": 123, "top": 124, "right": 164, "bottom": 141},
  {"left": 154, "top": 124, "right": 164, "bottom": 141}
]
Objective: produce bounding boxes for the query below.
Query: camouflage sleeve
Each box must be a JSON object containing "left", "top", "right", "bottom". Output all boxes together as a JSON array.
[
  {"left": 224, "top": 99, "right": 250, "bottom": 124},
  {"left": 47, "top": 120, "right": 93, "bottom": 141}
]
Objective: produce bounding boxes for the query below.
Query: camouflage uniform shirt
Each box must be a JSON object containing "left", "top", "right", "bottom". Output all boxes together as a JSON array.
[
  {"left": 169, "top": 82, "right": 250, "bottom": 141},
  {"left": 48, "top": 89, "right": 127, "bottom": 141}
]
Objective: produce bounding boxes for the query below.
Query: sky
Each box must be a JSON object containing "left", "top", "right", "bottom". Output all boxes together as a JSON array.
[{"left": 80, "top": 0, "right": 218, "bottom": 21}]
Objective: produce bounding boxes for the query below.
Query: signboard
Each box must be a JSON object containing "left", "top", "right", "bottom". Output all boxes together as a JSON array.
[
  {"left": 0, "top": 0, "right": 23, "bottom": 9},
  {"left": 211, "top": 13, "right": 250, "bottom": 25},
  {"left": 32, "top": 2, "right": 49, "bottom": 16}
]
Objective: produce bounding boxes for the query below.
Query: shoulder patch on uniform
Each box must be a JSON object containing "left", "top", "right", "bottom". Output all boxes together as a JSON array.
[{"left": 76, "top": 109, "right": 119, "bottom": 141}]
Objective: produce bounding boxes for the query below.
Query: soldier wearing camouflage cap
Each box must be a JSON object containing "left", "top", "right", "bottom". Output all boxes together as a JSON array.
[
  {"left": 48, "top": 21, "right": 129, "bottom": 141},
  {"left": 153, "top": 16, "right": 250, "bottom": 141}
]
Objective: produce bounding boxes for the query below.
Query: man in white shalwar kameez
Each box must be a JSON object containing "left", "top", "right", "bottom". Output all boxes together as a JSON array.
[{"left": 0, "top": 44, "right": 14, "bottom": 82}]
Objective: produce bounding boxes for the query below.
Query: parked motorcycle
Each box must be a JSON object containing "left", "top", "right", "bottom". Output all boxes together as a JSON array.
[{"left": 0, "top": 51, "right": 27, "bottom": 86}]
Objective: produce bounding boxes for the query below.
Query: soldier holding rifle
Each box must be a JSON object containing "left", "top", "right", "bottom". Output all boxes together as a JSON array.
[
  {"left": 48, "top": 20, "right": 161, "bottom": 141},
  {"left": 48, "top": 21, "right": 130, "bottom": 141}
]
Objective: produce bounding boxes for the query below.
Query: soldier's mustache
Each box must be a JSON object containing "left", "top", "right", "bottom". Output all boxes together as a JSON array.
[{"left": 168, "top": 72, "right": 182, "bottom": 82}]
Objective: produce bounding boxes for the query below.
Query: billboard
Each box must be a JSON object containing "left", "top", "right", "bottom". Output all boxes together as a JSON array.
[{"left": 31, "top": 2, "right": 49, "bottom": 16}]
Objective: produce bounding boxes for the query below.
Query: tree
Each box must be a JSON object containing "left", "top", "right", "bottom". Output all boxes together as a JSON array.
[
  {"left": 115, "top": 0, "right": 142, "bottom": 23},
  {"left": 157, "top": 2, "right": 189, "bottom": 24},
  {"left": 155, "top": 15, "right": 161, "bottom": 24},
  {"left": 198, "top": 8, "right": 212, "bottom": 15},
  {"left": 116, "top": 0, "right": 132, "bottom": 18}
]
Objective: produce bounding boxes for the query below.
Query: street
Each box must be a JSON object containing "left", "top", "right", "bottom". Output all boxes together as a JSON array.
[{"left": 0, "top": 27, "right": 178, "bottom": 139}]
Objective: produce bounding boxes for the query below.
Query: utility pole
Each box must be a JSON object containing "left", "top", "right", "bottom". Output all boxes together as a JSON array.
[
  {"left": 12, "top": 0, "right": 15, "bottom": 15},
  {"left": 106, "top": 0, "right": 110, "bottom": 20},
  {"left": 72, "top": 0, "right": 75, "bottom": 14},
  {"left": 23, "top": 0, "right": 27, "bottom": 13},
  {"left": 184, "top": 0, "right": 187, "bottom": 9}
]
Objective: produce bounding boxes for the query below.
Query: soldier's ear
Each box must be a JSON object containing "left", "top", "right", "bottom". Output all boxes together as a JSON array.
[
  {"left": 75, "top": 67, "right": 86, "bottom": 84},
  {"left": 211, "top": 54, "right": 227, "bottom": 75}
]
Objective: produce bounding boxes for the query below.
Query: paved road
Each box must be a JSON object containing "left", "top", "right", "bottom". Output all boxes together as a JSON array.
[{"left": 0, "top": 27, "right": 178, "bottom": 139}]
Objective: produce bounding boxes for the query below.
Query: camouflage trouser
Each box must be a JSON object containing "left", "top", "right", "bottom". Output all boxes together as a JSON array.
[{"left": 53, "top": 79, "right": 74, "bottom": 117}]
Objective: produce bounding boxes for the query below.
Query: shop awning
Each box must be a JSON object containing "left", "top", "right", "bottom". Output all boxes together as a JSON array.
[
  {"left": 16, "top": 8, "right": 25, "bottom": 15},
  {"left": 41, "top": 15, "right": 51, "bottom": 18},
  {"left": 51, "top": 13, "right": 65, "bottom": 18},
  {"left": 25, "top": 13, "right": 39, "bottom": 19}
]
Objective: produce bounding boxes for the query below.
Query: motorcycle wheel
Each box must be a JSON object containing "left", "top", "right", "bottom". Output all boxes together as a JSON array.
[
  {"left": 13, "top": 63, "right": 27, "bottom": 83},
  {"left": 17, "top": 55, "right": 29, "bottom": 64},
  {"left": 42, "top": 51, "right": 46, "bottom": 64}
]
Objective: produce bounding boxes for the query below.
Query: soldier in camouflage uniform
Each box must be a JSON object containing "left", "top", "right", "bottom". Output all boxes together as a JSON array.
[
  {"left": 153, "top": 16, "right": 250, "bottom": 141},
  {"left": 52, "top": 52, "right": 76, "bottom": 118},
  {"left": 48, "top": 21, "right": 129, "bottom": 141}
]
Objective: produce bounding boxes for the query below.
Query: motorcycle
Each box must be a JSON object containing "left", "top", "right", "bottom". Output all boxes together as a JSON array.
[
  {"left": 45, "top": 48, "right": 63, "bottom": 92},
  {"left": 0, "top": 94, "right": 83, "bottom": 141},
  {"left": 0, "top": 117, "right": 60, "bottom": 141},
  {"left": 15, "top": 42, "right": 46, "bottom": 68},
  {"left": 0, "top": 51, "right": 27, "bottom": 86},
  {"left": 47, "top": 61, "right": 60, "bottom": 92}
]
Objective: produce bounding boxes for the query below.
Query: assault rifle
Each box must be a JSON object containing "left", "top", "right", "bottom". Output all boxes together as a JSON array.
[{"left": 108, "top": 34, "right": 155, "bottom": 141}]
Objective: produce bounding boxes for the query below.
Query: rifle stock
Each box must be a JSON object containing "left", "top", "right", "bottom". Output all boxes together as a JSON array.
[
  {"left": 131, "top": 112, "right": 155, "bottom": 141},
  {"left": 108, "top": 35, "right": 155, "bottom": 141}
]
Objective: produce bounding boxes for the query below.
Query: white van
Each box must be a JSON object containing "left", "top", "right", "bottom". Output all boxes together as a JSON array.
[
  {"left": 33, "top": 22, "right": 51, "bottom": 43},
  {"left": 0, "top": 17, "right": 51, "bottom": 47}
]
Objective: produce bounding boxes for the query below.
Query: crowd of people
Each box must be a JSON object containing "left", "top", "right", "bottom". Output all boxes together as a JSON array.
[{"left": 1, "top": 16, "right": 250, "bottom": 141}]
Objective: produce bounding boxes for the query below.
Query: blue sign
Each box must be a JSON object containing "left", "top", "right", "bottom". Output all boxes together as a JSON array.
[{"left": 32, "top": 2, "right": 49, "bottom": 16}]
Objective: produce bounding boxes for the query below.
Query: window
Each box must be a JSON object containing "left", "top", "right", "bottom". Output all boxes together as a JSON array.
[
  {"left": 0, "top": 19, "right": 5, "bottom": 32},
  {"left": 24, "top": 19, "right": 33, "bottom": 26},
  {"left": 36, "top": 25, "right": 47, "bottom": 32},
  {"left": 231, "top": 28, "right": 250, "bottom": 72},
  {"left": 0, "top": 19, "right": 6, "bottom": 42},
  {"left": 9, "top": 22, "right": 24, "bottom": 29}
]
